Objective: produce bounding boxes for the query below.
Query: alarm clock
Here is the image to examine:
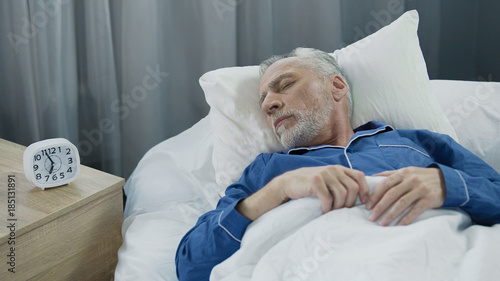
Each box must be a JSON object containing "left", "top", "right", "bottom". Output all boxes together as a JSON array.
[{"left": 23, "top": 138, "right": 80, "bottom": 190}]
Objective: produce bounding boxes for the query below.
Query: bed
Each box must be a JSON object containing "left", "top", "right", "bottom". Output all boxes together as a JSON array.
[{"left": 114, "top": 11, "right": 500, "bottom": 281}]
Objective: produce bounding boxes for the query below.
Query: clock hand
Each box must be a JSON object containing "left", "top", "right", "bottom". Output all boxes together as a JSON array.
[
  {"left": 46, "top": 150, "right": 55, "bottom": 174},
  {"left": 46, "top": 150, "right": 55, "bottom": 164}
]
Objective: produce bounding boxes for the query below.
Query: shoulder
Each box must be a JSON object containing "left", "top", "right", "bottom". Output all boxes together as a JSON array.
[
  {"left": 394, "top": 128, "right": 456, "bottom": 146},
  {"left": 242, "top": 151, "right": 285, "bottom": 176},
  {"left": 251, "top": 151, "right": 281, "bottom": 166},
  {"left": 361, "top": 121, "right": 456, "bottom": 145}
]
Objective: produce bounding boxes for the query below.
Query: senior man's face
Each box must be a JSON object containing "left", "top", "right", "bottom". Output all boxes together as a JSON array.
[{"left": 259, "top": 58, "right": 335, "bottom": 149}]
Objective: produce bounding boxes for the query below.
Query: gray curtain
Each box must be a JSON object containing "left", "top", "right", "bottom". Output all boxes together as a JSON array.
[{"left": 1, "top": 0, "right": 498, "bottom": 178}]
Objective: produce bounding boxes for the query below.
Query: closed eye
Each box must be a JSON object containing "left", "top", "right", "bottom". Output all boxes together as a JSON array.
[
  {"left": 260, "top": 73, "right": 297, "bottom": 107},
  {"left": 281, "top": 82, "right": 293, "bottom": 91},
  {"left": 280, "top": 79, "right": 297, "bottom": 92}
]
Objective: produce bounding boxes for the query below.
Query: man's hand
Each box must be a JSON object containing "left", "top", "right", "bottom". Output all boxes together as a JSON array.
[
  {"left": 366, "top": 167, "right": 446, "bottom": 226},
  {"left": 236, "top": 165, "right": 369, "bottom": 221},
  {"left": 279, "top": 165, "right": 370, "bottom": 214}
]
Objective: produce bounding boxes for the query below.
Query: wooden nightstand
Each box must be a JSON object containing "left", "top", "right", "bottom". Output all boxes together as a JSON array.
[{"left": 0, "top": 138, "right": 124, "bottom": 280}]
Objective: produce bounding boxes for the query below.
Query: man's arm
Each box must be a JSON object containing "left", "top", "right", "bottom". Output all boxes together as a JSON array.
[
  {"left": 175, "top": 154, "right": 268, "bottom": 281},
  {"left": 367, "top": 130, "right": 500, "bottom": 226},
  {"left": 176, "top": 161, "right": 371, "bottom": 280},
  {"left": 175, "top": 192, "right": 251, "bottom": 280}
]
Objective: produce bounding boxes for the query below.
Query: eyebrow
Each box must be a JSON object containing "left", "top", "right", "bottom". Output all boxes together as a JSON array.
[{"left": 259, "top": 73, "right": 296, "bottom": 106}]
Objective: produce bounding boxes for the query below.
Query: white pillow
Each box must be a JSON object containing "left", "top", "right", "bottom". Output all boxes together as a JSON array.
[
  {"left": 431, "top": 79, "right": 500, "bottom": 173},
  {"left": 201, "top": 66, "right": 284, "bottom": 194},
  {"left": 332, "top": 10, "right": 457, "bottom": 137},
  {"left": 201, "top": 10, "right": 458, "bottom": 194}
]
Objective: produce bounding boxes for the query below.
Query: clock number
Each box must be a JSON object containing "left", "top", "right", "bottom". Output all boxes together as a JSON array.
[
  {"left": 67, "top": 167, "right": 73, "bottom": 173},
  {"left": 34, "top": 154, "right": 41, "bottom": 161},
  {"left": 41, "top": 147, "right": 59, "bottom": 155},
  {"left": 33, "top": 164, "right": 39, "bottom": 171},
  {"left": 68, "top": 158, "right": 73, "bottom": 164},
  {"left": 45, "top": 175, "right": 50, "bottom": 182},
  {"left": 36, "top": 173, "right": 42, "bottom": 180},
  {"left": 59, "top": 172, "right": 65, "bottom": 179},
  {"left": 66, "top": 148, "right": 71, "bottom": 155},
  {"left": 52, "top": 174, "right": 58, "bottom": 181}
]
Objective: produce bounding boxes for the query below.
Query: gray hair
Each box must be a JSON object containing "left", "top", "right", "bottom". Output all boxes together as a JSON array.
[{"left": 259, "top": 47, "right": 353, "bottom": 120}]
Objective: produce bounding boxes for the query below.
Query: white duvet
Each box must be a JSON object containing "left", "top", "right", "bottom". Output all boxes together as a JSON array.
[{"left": 211, "top": 177, "right": 500, "bottom": 281}]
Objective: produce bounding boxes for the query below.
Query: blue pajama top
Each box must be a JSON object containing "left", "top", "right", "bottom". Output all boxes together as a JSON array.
[{"left": 176, "top": 121, "right": 500, "bottom": 281}]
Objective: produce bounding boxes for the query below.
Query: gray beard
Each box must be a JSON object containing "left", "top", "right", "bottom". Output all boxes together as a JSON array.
[{"left": 273, "top": 105, "right": 331, "bottom": 149}]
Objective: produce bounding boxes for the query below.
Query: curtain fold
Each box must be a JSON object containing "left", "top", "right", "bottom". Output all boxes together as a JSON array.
[
  {"left": 113, "top": 0, "right": 235, "bottom": 177},
  {"left": 74, "top": 0, "right": 121, "bottom": 174},
  {"left": 0, "top": 0, "right": 78, "bottom": 146},
  {"left": 1, "top": 0, "right": 498, "bottom": 179}
]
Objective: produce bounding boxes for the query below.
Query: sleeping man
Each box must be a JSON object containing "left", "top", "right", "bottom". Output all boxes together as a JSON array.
[{"left": 175, "top": 47, "right": 500, "bottom": 280}]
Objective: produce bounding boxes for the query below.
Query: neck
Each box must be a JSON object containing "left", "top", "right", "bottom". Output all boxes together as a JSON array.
[{"left": 314, "top": 121, "right": 355, "bottom": 147}]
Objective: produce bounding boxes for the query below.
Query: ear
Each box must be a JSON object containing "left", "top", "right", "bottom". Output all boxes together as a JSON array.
[{"left": 328, "top": 75, "right": 349, "bottom": 102}]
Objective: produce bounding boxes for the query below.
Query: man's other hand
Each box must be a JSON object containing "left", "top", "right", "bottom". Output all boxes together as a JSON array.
[{"left": 366, "top": 167, "right": 446, "bottom": 226}]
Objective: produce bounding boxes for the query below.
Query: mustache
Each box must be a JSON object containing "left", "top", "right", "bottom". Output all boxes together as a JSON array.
[
  {"left": 271, "top": 110, "right": 301, "bottom": 137},
  {"left": 271, "top": 110, "right": 299, "bottom": 123}
]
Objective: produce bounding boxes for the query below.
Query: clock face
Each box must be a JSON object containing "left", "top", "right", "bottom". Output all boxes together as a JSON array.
[
  {"left": 32, "top": 145, "right": 78, "bottom": 185},
  {"left": 23, "top": 138, "right": 80, "bottom": 189}
]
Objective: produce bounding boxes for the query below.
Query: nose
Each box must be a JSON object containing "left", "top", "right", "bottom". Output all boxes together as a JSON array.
[{"left": 261, "top": 93, "right": 283, "bottom": 115}]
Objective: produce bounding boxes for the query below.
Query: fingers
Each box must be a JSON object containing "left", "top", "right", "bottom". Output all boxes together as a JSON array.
[
  {"left": 395, "top": 199, "right": 428, "bottom": 226},
  {"left": 372, "top": 170, "right": 396, "bottom": 177},
  {"left": 329, "top": 167, "right": 368, "bottom": 209},
  {"left": 300, "top": 166, "right": 368, "bottom": 213},
  {"left": 338, "top": 176, "right": 358, "bottom": 208},
  {"left": 284, "top": 166, "right": 445, "bottom": 226},
  {"left": 344, "top": 168, "right": 370, "bottom": 205},
  {"left": 313, "top": 168, "right": 352, "bottom": 213},
  {"left": 368, "top": 169, "right": 413, "bottom": 225},
  {"left": 373, "top": 188, "right": 432, "bottom": 226},
  {"left": 370, "top": 187, "right": 417, "bottom": 226},
  {"left": 366, "top": 170, "right": 404, "bottom": 210},
  {"left": 311, "top": 175, "right": 335, "bottom": 214},
  {"left": 280, "top": 165, "right": 370, "bottom": 214},
  {"left": 367, "top": 167, "right": 446, "bottom": 226}
]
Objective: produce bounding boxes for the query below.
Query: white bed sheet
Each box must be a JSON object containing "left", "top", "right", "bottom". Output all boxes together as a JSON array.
[
  {"left": 115, "top": 117, "right": 219, "bottom": 280},
  {"left": 114, "top": 80, "right": 500, "bottom": 281}
]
